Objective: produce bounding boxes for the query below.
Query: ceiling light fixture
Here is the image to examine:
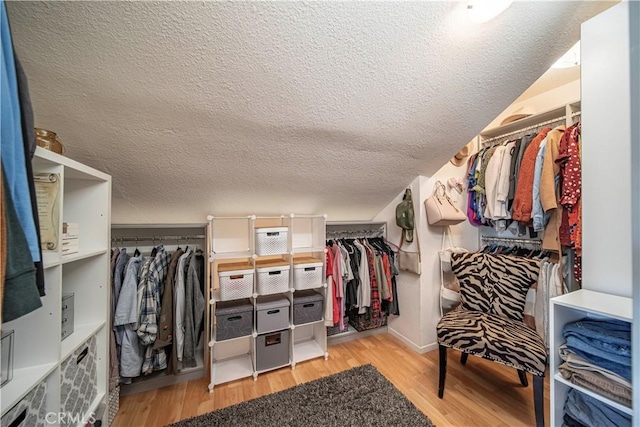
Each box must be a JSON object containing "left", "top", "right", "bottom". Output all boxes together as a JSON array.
[
  {"left": 552, "top": 41, "right": 581, "bottom": 69},
  {"left": 467, "top": 0, "right": 514, "bottom": 23}
]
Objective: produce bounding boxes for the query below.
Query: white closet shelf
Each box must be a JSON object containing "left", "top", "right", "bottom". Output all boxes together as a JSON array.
[
  {"left": 293, "top": 339, "right": 324, "bottom": 364},
  {"left": 42, "top": 251, "right": 60, "bottom": 269},
  {"left": 61, "top": 321, "right": 106, "bottom": 361},
  {"left": 0, "top": 362, "right": 58, "bottom": 414},
  {"left": 554, "top": 374, "right": 633, "bottom": 415},
  {"left": 479, "top": 100, "right": 580, "bottom": 140},
  {"left": 211, "top": 289, "right": 254, "bottom": 303},
  {"left": 258, "top": 325, "right": 293, "bottom": 335},
  {"left": 551, "top": 289, "right": 632, "bottom": 321},
  {"left": 212, "top": 354, "right": 253, "bottom": 386},
  {"left": 81, "top": 392, "right": 106, "bottom": 427},
  {"left": 42, "top": 248, "right": 108, "bottom": 268},
  {"left": 34, "top": 147, "right": 110, "bottom": 182},
  {"left": 210, "top": 251, "right": 253, "bottom": 260},
  {"left": 292, "top": 319, "right": 325, "bottom": 328},
  {"left": 211, "top": 334, "right": 252, "bottom": 346},
  {"left": 291, "top": 247, "right": 326, "bottom": 254},
  {"left": 61, "top": 249, "right": 109, "bottom": 265}
]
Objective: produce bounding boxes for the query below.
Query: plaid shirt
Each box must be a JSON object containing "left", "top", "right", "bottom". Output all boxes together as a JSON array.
[
  {"left": 137, "top": 245, "right": 170, "bottom": 374},
  {"left": 362, "top": 244, "right": 381, "bottom": 315}
]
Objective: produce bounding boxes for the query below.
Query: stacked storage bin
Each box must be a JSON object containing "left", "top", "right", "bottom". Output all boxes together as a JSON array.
[
  {"left": 218, "top": 262, "right": 254, "bottom": 301},
  {"left": 256, "top": 295, "right": 290, "bottom": 371},
  {"left": 215, "top": 299, "right": 254, "bottom": 341},
  {"left": 255, "top": 259, "right": 290, "bottom": 295}
]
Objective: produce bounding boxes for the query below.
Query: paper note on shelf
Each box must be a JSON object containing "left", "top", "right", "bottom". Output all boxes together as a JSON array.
[{"left": 34, "top": 174, "right": 61, "bottom": 251}]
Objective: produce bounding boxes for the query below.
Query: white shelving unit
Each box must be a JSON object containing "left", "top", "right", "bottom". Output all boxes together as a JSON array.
[
  {"left": 549, "top": 289, "right": 633, "bottom": 426},
  {"left": 548, "top": 4, "right": 638, "bottom": 426},
  {"left": 292, "top": 322, "right": 326, "bottom": 365},
  {"left": 1, "top": 147, "right": 111, "bottom": 426},
  {"left": 207, "top": 214, "right": 328, "bottom": 391}
]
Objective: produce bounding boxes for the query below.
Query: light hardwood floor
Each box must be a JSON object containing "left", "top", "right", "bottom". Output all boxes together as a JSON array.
[{"left": 114, "top": 334, "right": 550, "bottom": 426}]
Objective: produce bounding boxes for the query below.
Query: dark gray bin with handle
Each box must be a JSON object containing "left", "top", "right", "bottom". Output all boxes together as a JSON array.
[
  {"left": 293, "top": 290, "right": 324, "bottom": 325},
  {"left": 256, "top": 295, "right": 290, "bottom": 334},
  {"left": 256, "top": 329, "right": 290, "bottom": 371},
  {"left": 215, "top": 299, "right": 254, "bottom": 341}
]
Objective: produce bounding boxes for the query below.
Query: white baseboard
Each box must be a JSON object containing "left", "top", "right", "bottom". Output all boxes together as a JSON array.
[
  {"left": 388, "top": 327, "right": 438, "bottom": 354},
  {"left": 327, "top": 325, "right": 388, "bottom": 346}
]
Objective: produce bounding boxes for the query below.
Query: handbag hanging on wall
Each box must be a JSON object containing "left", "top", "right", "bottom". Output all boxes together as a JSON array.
[
  {"left": 395, "top": 188, "right": 421, "bottom": 275},
  {"left": 425, "top": 180, "right": 466, "bottom": 226},
  {"left": 398, "top": 231, "right": 421, "bottom": 275}
]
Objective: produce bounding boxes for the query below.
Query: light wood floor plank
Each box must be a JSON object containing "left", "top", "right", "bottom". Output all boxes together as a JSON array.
[{"left": 114, "top": 334, "right": 550, "bottom": 426}]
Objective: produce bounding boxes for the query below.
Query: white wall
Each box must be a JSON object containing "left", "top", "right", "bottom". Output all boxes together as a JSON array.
[
  {"left": 419, "top": 165, "right": 480, "bottom": 351},
  {"left": 373, "top": 176, "right": 424, "bottom": 351},
  {"left": 581, "top": 2, "right": 632, "bottom": 297},
  {"left": 373, "top": 163, "right": 479, "bottom": 353}
]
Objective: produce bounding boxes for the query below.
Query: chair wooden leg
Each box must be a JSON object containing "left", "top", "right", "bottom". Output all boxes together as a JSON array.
[
  {"left": 518, "top": 369, "right": 528, "bottom": 387},
  {"left": 533, "top": 374, "right": 544, "bottom": 427},
  {"left": 460, "top": 352, "right": 469, "bottom": 366},
  {"left": 438, "top": 345, "right": 447, "bottom": 398}
]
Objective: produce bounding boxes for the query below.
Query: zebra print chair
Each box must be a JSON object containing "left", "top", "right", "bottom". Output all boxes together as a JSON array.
[{"left": 436, "top": 252, "right": 547, "bottom": 427}]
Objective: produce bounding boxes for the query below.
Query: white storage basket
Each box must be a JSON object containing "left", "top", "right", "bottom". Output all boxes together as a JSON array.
[
  {"left": 256, "top": 262, "right": 291, "bottom": 295},
  {"left": 255, "top": 227, "right": 288, "bottom": 256},
  {"left": 219, "top": 262, "right": 254, "bottom": 301},
  {"left": 293, "top": 257, "right": 323, "bottom": 290}
]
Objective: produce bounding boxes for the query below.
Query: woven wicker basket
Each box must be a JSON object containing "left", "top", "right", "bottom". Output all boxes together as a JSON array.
[
  {"left": 348, "top": 308, "right": 387, "bottom": 332},
  {"left": 108, "top": 385, "right": 120, "bottom": 425}
]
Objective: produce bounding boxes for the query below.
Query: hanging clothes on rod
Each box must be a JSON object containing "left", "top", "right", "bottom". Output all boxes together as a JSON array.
[
  {"left": 467, "top": 117, "right": 582, "bottom": 288},
  {"left": 110, "top": 234, "right": 206, "bottom": 386},
  {"left": 325, "top": 235, "right": 399, "bottom": 335}
]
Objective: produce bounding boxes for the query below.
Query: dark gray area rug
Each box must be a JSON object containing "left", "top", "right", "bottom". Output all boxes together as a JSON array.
[{"left": 169, "top": 364, "right": 434, "bottom": 427}]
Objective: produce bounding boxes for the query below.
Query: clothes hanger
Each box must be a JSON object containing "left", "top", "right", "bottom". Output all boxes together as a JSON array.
[
  {"left": 383, "top": 238, "right": 400, "bottom": 253},
  {"left": 150, "top": 237, "right": 158, "bottom": 258},
  {"left": 134, "top": 237, "right": 141, "bottom": 257}
]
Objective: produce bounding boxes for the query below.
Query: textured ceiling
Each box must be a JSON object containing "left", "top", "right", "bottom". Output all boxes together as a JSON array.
[{"left": 7, "top": 1, "right": 612, "bottom": 223}]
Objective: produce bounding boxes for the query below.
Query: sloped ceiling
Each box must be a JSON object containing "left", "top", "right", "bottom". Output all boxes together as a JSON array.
[{"left": 7, "top": 1, "right": 612, "bottom": 223}]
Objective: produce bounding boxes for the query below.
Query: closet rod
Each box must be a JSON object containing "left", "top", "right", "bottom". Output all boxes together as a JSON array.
[
  {"left": 481, "top": 236, "right": 542, "bottom": 246},
  {"left": 111, "top": 235, "right": 206, "bottom": 243},
  {"left": 482, "top": 115, "right": 568, "bottom": 145},
  {"left": 326, "top": 229, "right": 385, "bottom": 239}
]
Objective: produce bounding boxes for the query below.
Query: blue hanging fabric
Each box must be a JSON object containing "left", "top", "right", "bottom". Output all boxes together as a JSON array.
[{"left": 1, "top": 0, "right": 40, "bottom": 263}]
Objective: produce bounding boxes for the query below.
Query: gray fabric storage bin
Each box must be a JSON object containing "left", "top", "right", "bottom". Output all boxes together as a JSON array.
[
  {"left": 293, "top": 290, "right": 324, "bottom": 325},
  {"left": 256, "top": 329, "right": 290, "bottom": 371},
  {"left": 215, "top": 299, "right": 254, "bottom": 341},
  {"left": 256, "top": 295, "right": 290, "bottom": 334},
  {"left": 1, "top": 381, "right": 47, "bottom": 427},
  {"left": 60, "top": 335, "right": 97, "bottom": 427}
]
